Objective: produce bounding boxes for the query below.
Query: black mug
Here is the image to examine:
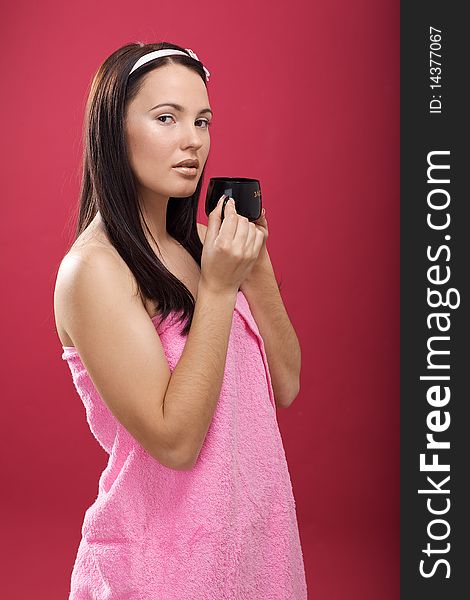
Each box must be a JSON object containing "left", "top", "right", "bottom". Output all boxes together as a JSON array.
[{"left": 205, "top": 177, "right": 262, "bottom": 221}]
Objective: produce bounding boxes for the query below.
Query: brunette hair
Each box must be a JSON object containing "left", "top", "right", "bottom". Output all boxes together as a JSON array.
[{"left": 70, "top": 41, "right": 209, "bottom": 336}]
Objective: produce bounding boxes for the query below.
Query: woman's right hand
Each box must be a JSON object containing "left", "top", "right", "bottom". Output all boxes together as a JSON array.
[{"left": 200, "top": 195, "right": 265, "bottom": 295}]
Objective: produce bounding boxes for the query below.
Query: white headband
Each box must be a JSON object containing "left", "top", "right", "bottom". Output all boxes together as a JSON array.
[{"left": 129, "top": 48, "right": 210, "bottom": 82}]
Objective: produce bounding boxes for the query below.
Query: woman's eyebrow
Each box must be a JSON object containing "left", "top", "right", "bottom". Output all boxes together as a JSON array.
[{"left": 148, "top": 102, "right": 213, "bottom": 116}]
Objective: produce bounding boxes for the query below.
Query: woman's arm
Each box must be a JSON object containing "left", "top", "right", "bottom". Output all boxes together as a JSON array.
[
  {"left": 238, "top": 248, "right": 301, "bottom": 409},
  {"left": 197, "top": 223, "right": 301, "bottom": 409}
]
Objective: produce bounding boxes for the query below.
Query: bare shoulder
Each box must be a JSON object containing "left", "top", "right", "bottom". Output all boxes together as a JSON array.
[
  {"left": 54, "top": 241, "right": 140, "bottom": 346},
  {"left": 55, "top": 220, "right": 205, "bottom": 346},
  {"left": 57, "top": 244, "right": 136, "bottom": 293}
]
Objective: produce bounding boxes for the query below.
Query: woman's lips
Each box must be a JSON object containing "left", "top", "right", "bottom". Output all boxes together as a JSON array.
[{"left": 172, "top": 166, "right": 198, "bottom": 176}]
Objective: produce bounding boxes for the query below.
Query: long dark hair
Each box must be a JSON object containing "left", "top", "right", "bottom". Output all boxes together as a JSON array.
[{"left": 70, "top": 41, "right": 209, "bottom": 337}]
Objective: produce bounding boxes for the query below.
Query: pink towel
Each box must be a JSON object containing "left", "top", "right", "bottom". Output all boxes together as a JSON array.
[{"left": 61, "top": 290, "right": 308, "bottom": 599}]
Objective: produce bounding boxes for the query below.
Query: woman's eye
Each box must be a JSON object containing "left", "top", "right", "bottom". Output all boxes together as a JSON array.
[
  {"left": 157, "top": 115, "right": 211, "bottom": 128},
  {"left": 196, "top": 119, "right": 211, "bottom": 128},
  {"left": 157, "top": 115, "right": 174, "bottom": 124}
]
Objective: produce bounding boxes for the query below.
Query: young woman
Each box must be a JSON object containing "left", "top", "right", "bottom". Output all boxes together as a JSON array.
[{"left": 54, "top": 41, "right": 307, "bottom": 599}]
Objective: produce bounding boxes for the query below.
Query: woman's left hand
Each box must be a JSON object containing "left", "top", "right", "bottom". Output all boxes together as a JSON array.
[
  {"left": 240, "top": 208, "right": 270, "bottom": 289},
  {"left": 251, "top": 207, "right": 268, "bottom": 259}
]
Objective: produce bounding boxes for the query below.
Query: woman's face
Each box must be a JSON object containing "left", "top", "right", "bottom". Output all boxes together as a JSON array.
[{"left": 124, "top": 63, "right": 212, "bottom": 202}]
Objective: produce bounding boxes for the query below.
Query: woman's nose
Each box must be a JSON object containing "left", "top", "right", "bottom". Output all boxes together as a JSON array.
[{"left": 180, "top": 123, "right": 204, "bottom": 148}]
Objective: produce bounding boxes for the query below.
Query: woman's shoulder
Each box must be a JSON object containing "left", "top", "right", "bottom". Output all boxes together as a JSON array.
[
  {"left": 57, "top": 234, "right": 139, "bottom": 313},
  {"left": 54, "top": 239, "right": 141, "bottom": 347},
  {"left": 57, "top": 218, "right": 206, "bottom": 317},
  {"left": 61, "top": 213, "right": 130, "bottom": 275},
  {"left": 56, "top": 220, "right": 139, "bottom": 318}
]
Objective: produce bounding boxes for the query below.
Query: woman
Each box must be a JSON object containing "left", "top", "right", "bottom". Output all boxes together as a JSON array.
[{"left": 54, "top": 41, "right": 307, "bottom": 599}]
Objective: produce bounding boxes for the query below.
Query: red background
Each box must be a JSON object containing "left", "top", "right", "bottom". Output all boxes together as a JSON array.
[{"left": 0, "top": 0, "right": 399, "bottom": 597}]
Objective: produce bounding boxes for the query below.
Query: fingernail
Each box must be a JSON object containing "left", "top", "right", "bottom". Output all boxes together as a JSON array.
[
  {"left": 229, "top": 198, "right": 235, "bottom": 205},
  {"left": 262, "top": 208, "right": 265, "bottom": 216}
]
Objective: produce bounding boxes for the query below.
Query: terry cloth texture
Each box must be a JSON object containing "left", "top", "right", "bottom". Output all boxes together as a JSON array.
[{"left": 61, "top": 290, "right": 308, "bottom": 599}]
